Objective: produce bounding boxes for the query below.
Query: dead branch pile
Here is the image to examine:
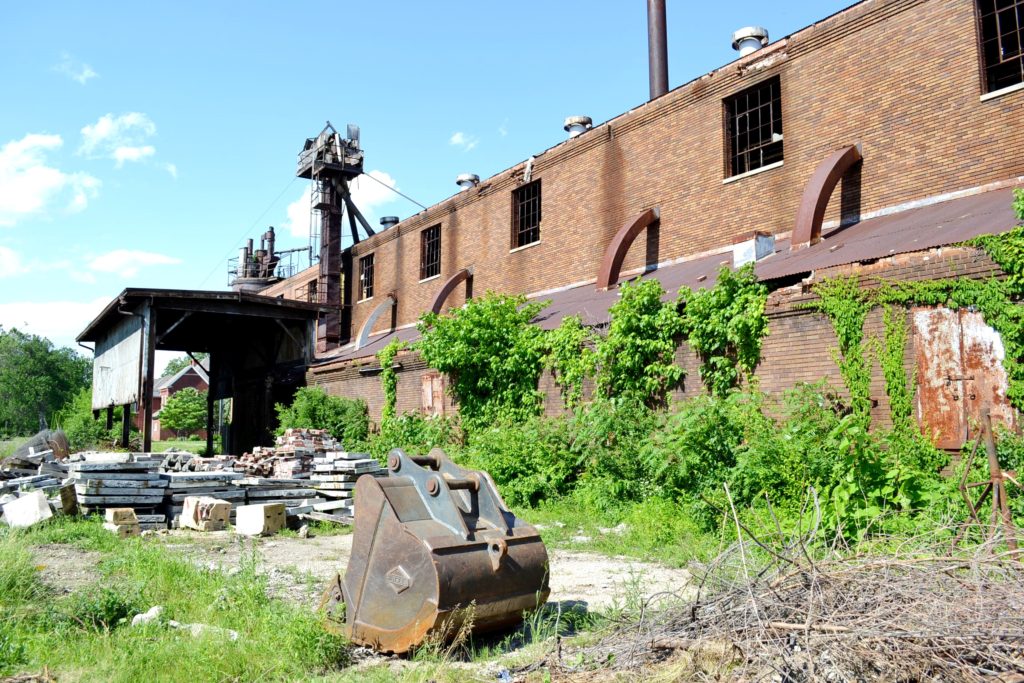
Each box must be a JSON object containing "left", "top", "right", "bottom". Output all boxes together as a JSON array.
[{"left": 542, "top": 519, "right": 1024, "bottom": 682}]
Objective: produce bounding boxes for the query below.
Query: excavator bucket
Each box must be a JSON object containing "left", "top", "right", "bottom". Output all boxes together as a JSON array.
[{"left": 319, "top": 447, "right": 550, "bottom": 654}]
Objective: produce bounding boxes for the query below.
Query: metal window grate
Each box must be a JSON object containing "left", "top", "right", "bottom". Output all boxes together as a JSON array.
[
  {"left": 420, "top": 225, "right": 441, "bottom": 280},
  {"left": 512, "top": 180, "right": 541, "bottom": 248},
  {"left": 306, "top": 278, "right": 318, "bottom": 303},
  {"left": 978, "top": 0, "right": 1024, "bottom": 92},
  {"left": 359, "top": 254, "right": 374, "bottom": 300},
  {"left": 725, "top": 76, "right": 784, "bottom": 177}
]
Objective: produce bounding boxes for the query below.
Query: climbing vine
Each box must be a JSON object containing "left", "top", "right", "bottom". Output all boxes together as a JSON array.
[
  {"left": 596, "top": 279, "right": 686, "bottom": 405},
  {"left": 682, "top": 264, "right": 769, "bottom": 397},
  {"left": 416, "top": 291, "right": 547, "bottom": 426},
  {"left": 879, "top": 305, "right": 913, "bottom": 435},
  {"left": 804, "top": 276, "right": 875, "bottom": 422},
  {"left": 544, "top": 315, "right": 598, "bottom": 410},
  {"left": 377, "top": 339, "right": 407, "bottom": 427}
]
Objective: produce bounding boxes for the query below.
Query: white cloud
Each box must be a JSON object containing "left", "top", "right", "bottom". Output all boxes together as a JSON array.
[
  {"left": 88, "top": 249, "right": 181, "bottom": 278},
  {"left": 0, "top": 297, "right": 109, "bottom": 348},
  {"left": 498, "top": 119, "right": 509, "bottom": 137},
  {"left": 80, "top": 113, "right": 157, "bottom": 166},
  {"left": 54, "top": 53, "right": 98, "bottom": 85},
  {"left": 113, "top": 145, "right": 155, "bottom": 168},
  {"left": 449, "top": 131, "right": 479, "bottom": 151},
  {"left": 0, "top": 246, "right": 26, "bottom": 277},
  {"left": 0, "top": 133, "right": 101, "bottom": 226},
  {"left": 283, "top": 170, "right": 400, "bottom": 239},
  {"left": 164, "top": 163, "right": 178, "bottom": 179}
]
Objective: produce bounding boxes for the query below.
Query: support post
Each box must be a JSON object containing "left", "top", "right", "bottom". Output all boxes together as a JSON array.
[
  {"left": 206, "top": 354, "right": 215, "bottom": 457},
  {"left": 121, "top": 404, "right": 131, "bottom": 447},
  {"left": 141, "top": 307, "right": 157, "bottom": 452},
  {"left": 106, "top": 405, "right": 114, "bottom": 430}
]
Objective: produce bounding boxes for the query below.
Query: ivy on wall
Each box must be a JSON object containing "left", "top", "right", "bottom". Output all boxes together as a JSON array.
[
  {"left": 543, "top": 315, "right": 598, "bottom": 410},
  {"left": 682, "top": 264, "right": 769, "bottom": 398},
  {"left": 377, "top": 339, "right": 406, "bottom": 427}
]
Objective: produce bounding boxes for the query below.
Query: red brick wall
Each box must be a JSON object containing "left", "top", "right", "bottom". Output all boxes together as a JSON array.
[
  {"left": 308, "top": 0, "right": 1023, "bottom": 340},
  {"left": 312, "top": 245, "right": 1007, "bottom": 429}
]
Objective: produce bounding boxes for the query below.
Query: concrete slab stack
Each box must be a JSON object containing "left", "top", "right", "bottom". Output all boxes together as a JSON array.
[
  {"left": 70, "top": 453, "right": 165, "bottom": 515},
  {"left": 160, "top": 471, "right": 244, "bottom": 527},
  {"left": 310, "top": 452, "right": 385, "bottom": 515}
]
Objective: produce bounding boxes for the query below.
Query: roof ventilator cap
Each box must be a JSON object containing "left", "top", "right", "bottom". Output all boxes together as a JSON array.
[
  {"left": 563, "top": 116, "right": 593, "bottom": 138},
  {"left": 732, "top": 26, "right": 769, "bottom": 57},
  {"left": 456, "top": 173, "right": 480, "bottom": 190},
  {"left": 379, "top": 216, "right": 399, "bottom": 229}
]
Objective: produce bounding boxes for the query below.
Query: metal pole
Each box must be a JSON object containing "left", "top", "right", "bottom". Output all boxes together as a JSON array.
[{"left": 647, "top": 0, "right": 669, "bottom": 100}]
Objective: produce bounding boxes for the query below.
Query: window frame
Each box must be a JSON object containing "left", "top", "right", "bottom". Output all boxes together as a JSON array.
[
  {"left": 723, "top": 75, "right": 784, "bottom": 179},
  {"left": 511, "top": 179, "right": 542, "bottom": 249},
  {"left": 975, "top": 0, "right": 1024, "bottom": 95},
  {"left": 358, "top": 253, "right": 374, "bottom": 301},
  {"left": 419, "top": 224, "right": 442, "bottom": 281}
]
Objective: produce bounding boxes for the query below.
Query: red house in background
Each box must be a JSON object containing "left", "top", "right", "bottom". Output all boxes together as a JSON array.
[{"left": 136, "top": 360, "right": 209, "bottom": 441}]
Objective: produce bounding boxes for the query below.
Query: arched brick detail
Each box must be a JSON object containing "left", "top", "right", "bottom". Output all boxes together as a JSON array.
[
  {"left": 355, "top": 294, "right": 396, "bottom": 350},
  {"left": 791, "top": 144, "right": 862, "bottom": 250},
  {"left": 595, "top": 207, "right": 660, "bottom": 290},
  {"left": 429, "top": 268, "right": 473, "bottom": 315}
]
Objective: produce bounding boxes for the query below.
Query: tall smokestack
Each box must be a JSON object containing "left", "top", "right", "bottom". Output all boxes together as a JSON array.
[{"left": 647, "top": 0, "right": 668, "bottom": 100}]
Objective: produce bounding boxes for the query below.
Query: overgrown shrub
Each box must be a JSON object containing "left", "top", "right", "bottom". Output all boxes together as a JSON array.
[
  {"left": 417, "top": 291, "right": 547, "bottom": 426},
  {"left": 372, "top": 412, "right": 462, "bottom": 460},
  {"left": 274, "top": 387, "right": 368, "bottom": 444},
  {"left": 54, "top": 387, "right": 108, "bottom": 452}
]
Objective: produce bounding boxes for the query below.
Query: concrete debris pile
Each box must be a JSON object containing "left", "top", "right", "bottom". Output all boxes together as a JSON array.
[
  {"left": 161, "top": 451, "right": 236, "bottom": 472},
  {"left": 161, "top": 471, "right": 244, "bottom": 527},
  {"left": 71, "top": 453, "right": 165, "bottom": 519},
  {"left": 235, "top": 428, "right": 337, "bottom": 479},
  {"left": 235, "top": 477, "right": 325, "bottom": 512},
  {"left": 310, "top": 451, "right": 385, "bottom": 516},
  {"left": 180, "top": 496, "right": 231, "bottom": 531}
]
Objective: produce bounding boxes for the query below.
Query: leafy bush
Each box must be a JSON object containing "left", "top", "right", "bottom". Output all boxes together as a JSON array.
[
  {"left": 417, "top": 291, "right": 547, "bottom": 426},
  {"left": 458, "top": 416, "right": 577, "bottom": 508},
  {"left": 372, "top": 412, "right": 462, "bottom": 460},
  {"left": 596, "top": 279, "right": 685, "bottom": 405},
  {"left": 54, "top": 387, "right": 108, "bottom": 452},
  {"left": 544, "top": 315, "right": 598, "bottom": 410},
  {"left": 275, "top": 386, "right": 368, "bottom": 444}
]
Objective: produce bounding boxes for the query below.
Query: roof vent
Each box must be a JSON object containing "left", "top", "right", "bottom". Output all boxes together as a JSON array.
[
  {"left": 732, "top": 26, "right": 769, "bottom": 57},
  {"left": 563, "top": 116, "right": 593, "bottom": 138},
  {"left": 379, "top": 216, "right": 399, "bottom": 230},
  {"left": 455, "top": 173, "right": 480, "bottom": 190}
]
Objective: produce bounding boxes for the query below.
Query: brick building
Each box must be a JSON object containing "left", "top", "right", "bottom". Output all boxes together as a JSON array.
[{"left": 259, "top": 0, "right": 1023, "bottom": 447}]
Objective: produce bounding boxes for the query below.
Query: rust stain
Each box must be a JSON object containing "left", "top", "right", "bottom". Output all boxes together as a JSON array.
[
  {"left": 960, "top": 311, "right": 1017, "bottom": 437},
  {"left": 913, "top": 307, "right": 965, "bottom": 449}
]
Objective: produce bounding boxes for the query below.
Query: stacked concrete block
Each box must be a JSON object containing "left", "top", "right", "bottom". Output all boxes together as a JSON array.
[
  {"left": 310, "top": 452, "right": 385, "bottom": 515},
  {"left": 161, "top": 471, "right": 243, "bottom": 527},
  {"left": 180, "top": 496, "right": 232, "bottom": 532},
  {"left": 103, "top": 507, "right": 140, "bottom": 537},
  {"left": 70, "top": 453, "right": 165, "bottom": 514},
  {"left": 235, "top": 502, "right": 286, "bottom": 536}
]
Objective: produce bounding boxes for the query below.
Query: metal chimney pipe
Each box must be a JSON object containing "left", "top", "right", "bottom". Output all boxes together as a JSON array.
[{"left": 647, "top": 0, "right": 669, "bottom": 100}]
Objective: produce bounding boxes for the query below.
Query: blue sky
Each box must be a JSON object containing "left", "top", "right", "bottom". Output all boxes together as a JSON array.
[{"left": 0, "top": 1, "right": 852, "bottom": 354}]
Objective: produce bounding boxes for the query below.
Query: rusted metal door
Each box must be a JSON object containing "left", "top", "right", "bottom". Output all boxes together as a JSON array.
[
  {"left": 913, "top": 307, "right": 1016, "bottom": 449},
  {"left": 421, "top": 372, "right": 446, "bottom": 416}
]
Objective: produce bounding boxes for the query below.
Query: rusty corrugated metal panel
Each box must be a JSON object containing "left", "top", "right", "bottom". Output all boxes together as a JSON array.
[
  {"left": 960, "top": 311, "right": 1017, "bottom": 437},
  {"left": 757, "top": 188, "right": 1017, "bottom": 281},
  {"left": 914, "top": 307, "right": 966, "bottom": 449}
]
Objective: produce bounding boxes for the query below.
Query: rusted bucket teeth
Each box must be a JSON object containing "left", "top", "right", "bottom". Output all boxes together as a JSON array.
[{"left": 319, "top": 447, "right": 550, "bottom": 654}]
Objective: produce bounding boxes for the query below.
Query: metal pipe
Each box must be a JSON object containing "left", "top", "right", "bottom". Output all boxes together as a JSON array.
[{"left": 647, "top": 0, "right": 669, "bottom": 100}]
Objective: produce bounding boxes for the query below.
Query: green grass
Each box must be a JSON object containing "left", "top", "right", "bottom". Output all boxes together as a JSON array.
[
  {"left": 0, "top": 437, "right": 28, "bottom": 459},
  {"left": 151, "top": 439, "right": 206, "bottom": 454},
  {"left": 0, "top": 517, "right": 349, "bottom": 682},
  {"left": 518, "top": 497, "right": 720, "bottom": 568}
]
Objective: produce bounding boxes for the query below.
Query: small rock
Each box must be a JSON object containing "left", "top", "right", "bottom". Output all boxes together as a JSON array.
[
  {"left": 571, "top": 535, "right": 592, "bottom": 543},
  {"left": 226, "top": 567, "right": 241, "bottom": 577},
  {"left": 553, "top": 521, "right": 566, "bottom": 528},
  {"left": 298, "top": 524, "right": 309, "bottom": 539},
  {"left": 131, "top": 605, "right": 165, "bottom": 626},
  {"left": 141, "top": 530, "right": 155, "bottom": 537},
  {"left": 169, "top": 619, "right": 239, "bottom": 641}
]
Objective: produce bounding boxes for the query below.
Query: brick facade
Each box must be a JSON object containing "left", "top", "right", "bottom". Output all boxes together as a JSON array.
[{"left": 316, "top": 0, "right": 1022, "bottom": 341}]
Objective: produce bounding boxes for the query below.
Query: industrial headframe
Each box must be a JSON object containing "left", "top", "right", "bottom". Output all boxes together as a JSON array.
[{"left": 297, "top": 122, "right": 377, "bottom": 352}]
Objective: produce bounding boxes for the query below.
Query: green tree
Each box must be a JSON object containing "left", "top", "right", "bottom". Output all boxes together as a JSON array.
[
  {"left": 0, "top": 327, "right": 91, "bottom": 437},
  {"left": 158, "top": 387, "right": 208, "bottom": 436},
  {"left": 161, "top": 353, "right": 208, "bottom": 377}
]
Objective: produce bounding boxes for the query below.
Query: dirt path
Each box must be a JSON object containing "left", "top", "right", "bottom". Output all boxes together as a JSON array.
[
  {"left": 33, "top": 530, "right": 692, "bottom": 613},
  {"left": 155, "top": 530, "right": 691, "bottom": 611}
]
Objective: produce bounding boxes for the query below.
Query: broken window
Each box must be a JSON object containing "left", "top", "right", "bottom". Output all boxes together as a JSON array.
[
  {"left": 725, "top": 76, "right": 783, "bottom": 177},
  {"left": 512, "top": 180, "right": 541, "bottom": 248},
  {"left": 359, "top": 254, "right": 374, "bottom": 301},
  {"left": 420, "top": 224, "right": 441, "bottom": 280},
  {"left": 978, "top": 0, "right": 1024, "bottom": 93},
  {"left": 306, "top": 278, "right": 318, "bottom": 303}
]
